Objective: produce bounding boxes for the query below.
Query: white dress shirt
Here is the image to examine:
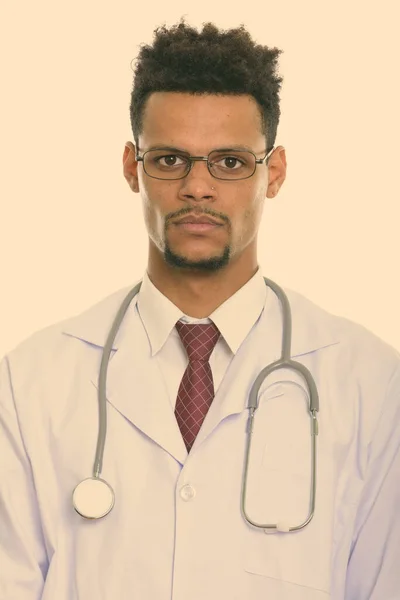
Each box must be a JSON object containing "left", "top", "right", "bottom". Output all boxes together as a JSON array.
[{"left": 136, "top": 267, "right": 268, "bottom": 409}]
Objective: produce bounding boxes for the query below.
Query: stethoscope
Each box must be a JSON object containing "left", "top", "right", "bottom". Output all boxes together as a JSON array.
[{"left": 72, "top": 277, "right": 319, "bottom": 533}]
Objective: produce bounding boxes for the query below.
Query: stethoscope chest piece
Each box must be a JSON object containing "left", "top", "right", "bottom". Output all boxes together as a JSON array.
[{"left": 72, "top": 477, "right": 115, "bottom": 520}]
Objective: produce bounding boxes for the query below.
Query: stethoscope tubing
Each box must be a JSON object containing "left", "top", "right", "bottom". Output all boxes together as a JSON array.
[{"left": 86, "top": 276, "right": 319, "bottom": 532}]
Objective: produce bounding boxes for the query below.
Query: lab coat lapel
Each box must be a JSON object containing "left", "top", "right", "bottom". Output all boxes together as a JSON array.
[
  {"left": 96, "top": 307, "right": 188, "bottom": 465},
  {"left": 63, "top": 285, "right": 187, "bottom": 465},
  {"left": 193, "top": 285, "right": 341, "bottom": 450},
  {"left": 193, "top": 289, "right": 283, "bottom": 449}
]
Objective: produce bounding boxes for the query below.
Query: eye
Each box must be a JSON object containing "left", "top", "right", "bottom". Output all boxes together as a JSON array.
[
  {"left": 213, "top": 155, "right": 245, "bottom": 169},
  {"left": 156, "top": 154, "right": 186, "bottom": 167}
]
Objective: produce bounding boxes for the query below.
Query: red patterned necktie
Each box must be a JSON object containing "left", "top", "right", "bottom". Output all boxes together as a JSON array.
[{"left": 175, "top": 321, "right": 220, "bottom": 452}]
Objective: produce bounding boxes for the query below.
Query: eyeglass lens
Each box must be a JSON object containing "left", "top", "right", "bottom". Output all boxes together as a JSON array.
[{"left": 143, "top": 150, "right": 256, "bottom": 180}]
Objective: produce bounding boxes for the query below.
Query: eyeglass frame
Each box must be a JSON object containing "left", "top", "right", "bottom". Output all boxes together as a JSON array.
[{"left": 135, "top": 145, "right": 276, "bottom": 181}]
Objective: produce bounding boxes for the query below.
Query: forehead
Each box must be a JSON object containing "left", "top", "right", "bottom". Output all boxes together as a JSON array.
[{"left": 140, "top": 92, "right": 264, "bottom": 150}]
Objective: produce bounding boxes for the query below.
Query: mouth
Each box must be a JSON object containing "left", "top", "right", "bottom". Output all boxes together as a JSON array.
[
  {"left": 171, "top": 214, "right": 224, "bottom": 233},
  {"left": 173, "top": 222, "right": 222, "bottom": 232}
]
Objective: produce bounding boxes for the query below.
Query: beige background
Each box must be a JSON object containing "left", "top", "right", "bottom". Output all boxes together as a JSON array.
[{"left": 1, "top": 2, "right": 399, "bottom": 356}]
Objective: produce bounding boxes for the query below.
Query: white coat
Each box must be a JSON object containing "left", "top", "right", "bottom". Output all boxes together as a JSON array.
[{"left": 1, "top": 278, "right": 400, "bottom": 599}]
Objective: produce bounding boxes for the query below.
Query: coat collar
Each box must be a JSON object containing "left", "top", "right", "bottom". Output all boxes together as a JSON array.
[{"left": 61, "top": 276, "right": 340, "bottom": 358}]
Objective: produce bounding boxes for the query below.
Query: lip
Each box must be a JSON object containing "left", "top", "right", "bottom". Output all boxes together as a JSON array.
[
  {"left": 173, "top": 215, "right": 223, "bottom": 226},
  {"left": 174, "top": 222, "right": 221, "bottom": 232}
]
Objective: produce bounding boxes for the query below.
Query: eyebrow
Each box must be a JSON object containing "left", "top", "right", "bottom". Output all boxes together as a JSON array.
[{"left": 143, "top": 144, "right": 255, "bottom": 154}]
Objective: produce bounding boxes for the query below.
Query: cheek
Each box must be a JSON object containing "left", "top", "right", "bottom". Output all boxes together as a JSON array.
[
  {"left": 142, "top": 203, "right": 164, "bottom": 238},
  {"left": 240, "top": 208, "right": 259, "bottom": 239},
  {"left": 141, "top": 185, "right": 173, "bottom": 238},
  {"left": 235, "top": 189, "right": 264, "bottom": 225},
  {"left": 232, "top": 191, "right": 264, "bottom": 241},
  {"left": 141, "top": 194, "right": 159, "bottom": 239}
]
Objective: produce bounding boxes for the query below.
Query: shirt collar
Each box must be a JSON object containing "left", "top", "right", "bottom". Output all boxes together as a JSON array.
[
  {"left": 61, "top": 274, "right": 341, "bottom": 359},
  {"left": 137, "top": 268, "right": 268, "bottom": 356}
]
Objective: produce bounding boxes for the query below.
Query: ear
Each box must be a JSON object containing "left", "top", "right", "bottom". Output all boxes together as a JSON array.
[
  {"left": 266, "top": 145, "right": 287, "bottom": 198},
  {"left": 122, "top": 141, "right": 140, "bottom": 193}
]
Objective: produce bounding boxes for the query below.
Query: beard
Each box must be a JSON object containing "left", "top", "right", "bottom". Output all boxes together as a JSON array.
[{"left": 163, "top": 241, "right": 231, "bottom": 272}]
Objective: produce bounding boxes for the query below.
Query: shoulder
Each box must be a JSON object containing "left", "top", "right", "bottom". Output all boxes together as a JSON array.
[
  {"left": 4, "top": 283, "right": 138, "bottom": 374},
  {"left": 283, "top": 285, "right": 400, "bottom": 379}
]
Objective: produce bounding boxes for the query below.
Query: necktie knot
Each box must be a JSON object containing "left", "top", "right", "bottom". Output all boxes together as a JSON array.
[{"left": 175, "top": 321, "right": 220, "bottom": 363}]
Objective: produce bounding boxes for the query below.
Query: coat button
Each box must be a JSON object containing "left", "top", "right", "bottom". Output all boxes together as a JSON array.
[{"left": 180, "top": 484, "right": 196, "bottom": 501}]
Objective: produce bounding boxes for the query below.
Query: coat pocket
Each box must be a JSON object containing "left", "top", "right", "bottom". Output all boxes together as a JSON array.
[
  {"left": 242, "top": 467, "right": 332, "bottom": 595},
  {"left": 241, "top": 388, "right": 334, "bottom": 595}
]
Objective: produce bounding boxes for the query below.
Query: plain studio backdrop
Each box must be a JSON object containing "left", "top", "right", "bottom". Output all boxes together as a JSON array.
[{"left": 0, "top": 2, "right": 399, "bottom": 357}]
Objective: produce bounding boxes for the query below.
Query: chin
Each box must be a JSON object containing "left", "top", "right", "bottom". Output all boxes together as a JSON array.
[{"left": 164, "top": 245, "right": 231, "bottom": 272}]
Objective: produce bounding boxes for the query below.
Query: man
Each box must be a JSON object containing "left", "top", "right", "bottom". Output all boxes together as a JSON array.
[{"left": 1, "top": 19, "right": 399, "bottom": 600}]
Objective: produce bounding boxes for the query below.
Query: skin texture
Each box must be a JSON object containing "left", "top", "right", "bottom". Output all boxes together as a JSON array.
[{"left": 123, "top": 92, "right": 287, "bottom": 317}]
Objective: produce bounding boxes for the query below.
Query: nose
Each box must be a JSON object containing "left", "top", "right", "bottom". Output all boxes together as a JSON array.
[{"left": 178, "top": 159, "right": 216, "bottom": 201}]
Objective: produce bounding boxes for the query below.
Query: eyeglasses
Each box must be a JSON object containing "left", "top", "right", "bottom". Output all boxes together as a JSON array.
[{"left": 135, "top": 146, "right": 275, "bottom": 181}]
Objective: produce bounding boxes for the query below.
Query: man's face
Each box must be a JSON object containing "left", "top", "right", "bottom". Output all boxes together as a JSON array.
[{"left": 123, "top": 92, "right": 286, "bottom": 273}]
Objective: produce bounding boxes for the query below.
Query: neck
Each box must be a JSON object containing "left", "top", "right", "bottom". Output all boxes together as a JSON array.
[{"left": 147, "top": 249, "right": 259, "bottom": 318}]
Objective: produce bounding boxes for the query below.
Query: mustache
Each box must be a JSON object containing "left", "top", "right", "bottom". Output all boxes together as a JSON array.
[{"left": 166, "top": 207, "right": 229, "bottom": 225}]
